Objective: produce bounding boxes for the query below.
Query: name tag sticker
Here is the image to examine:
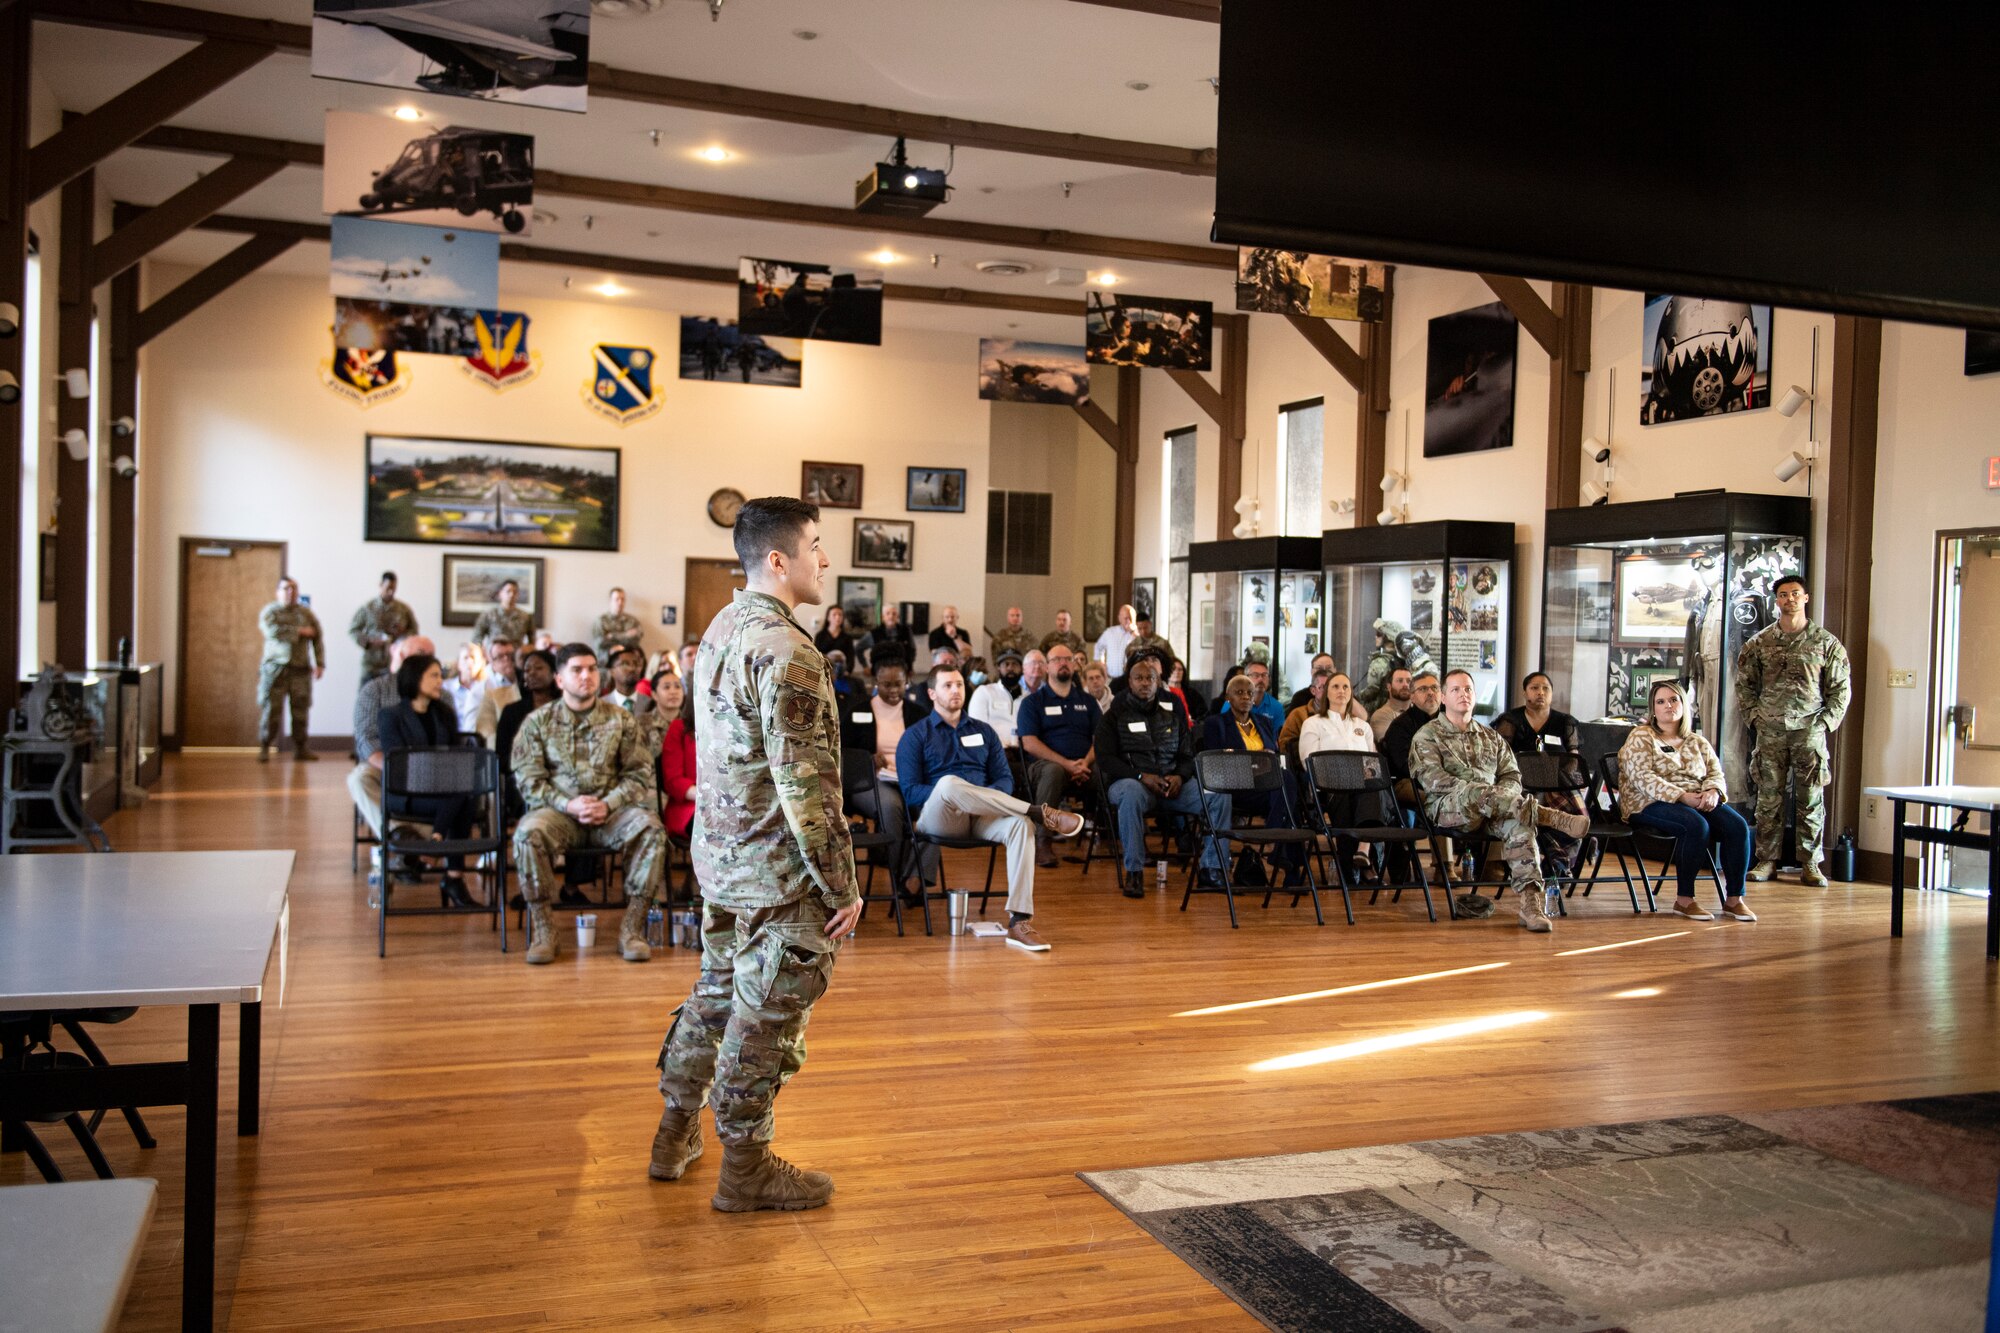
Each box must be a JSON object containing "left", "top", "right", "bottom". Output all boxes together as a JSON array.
[
  {"left": 1045, "top": 705, "right": 1063, "bottom": 716},
  {"left": 1127, "top": 721, "right": 1148, "bottom": 733},
  {"left": 1159, "top": 700, "right": 1174, "bottom": 710},
  {"left": 960, "top": 732, "right": 985, "bottom": 747},
  {"left": 851, "top": 712, "right": 871, "bottom": 723}
]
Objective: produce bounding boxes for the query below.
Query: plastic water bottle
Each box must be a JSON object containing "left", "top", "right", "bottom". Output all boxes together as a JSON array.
[
  {"left": 1155, "top": 859, "right": 1168, "bottom": 891},
  {"left": 645, "top": 907, "right": 665, "bottom": 948}
]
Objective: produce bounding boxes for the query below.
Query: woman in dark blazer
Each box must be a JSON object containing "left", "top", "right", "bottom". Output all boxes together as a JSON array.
[
  {"left": 379, "top": 653, "right": 478, "bottom": 908},
  {"left": 1197, "top": 670, "right": 1301, "bottom": 883}
]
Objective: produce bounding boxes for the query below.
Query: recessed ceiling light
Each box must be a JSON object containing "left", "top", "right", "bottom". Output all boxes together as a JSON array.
[
  {"left": 978, "top": 186, "right": 997, "bottom": 194},
  {"left": 867, "top": 248, "right": 903, "bottom": 266},
  {"left": 793, "top": 28, "right": 817, "bottom": 39},
  {"left": 1092, "top": 271, "right": 1121, "bottom": 287},
  {"left": 531, "top": 208, "right": 559, "bottom": 225},
  {"left": 696, "top": 145, "right": 732, "bottom": 163},
  {"left": 593, "top": 280, "right": 629, "bottom": 298},
  {"left": 1125, "top": 80, "right": 1150, "bottom": 92},
  {"left": 645, "top": 230, "right": 660, "bottom": 239},
  {"left": 392, "top": 105, "right": 424, "bottom": 121}
]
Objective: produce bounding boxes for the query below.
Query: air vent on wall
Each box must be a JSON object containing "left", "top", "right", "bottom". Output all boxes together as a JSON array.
[{"left": 974, "top": 258, "right": 1036, "bottom": 278}]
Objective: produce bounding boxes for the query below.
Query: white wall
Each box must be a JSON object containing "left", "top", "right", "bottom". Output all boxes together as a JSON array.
[
  {"left": 136, "top": 266, "right": 996, "bottom": 733},
  {"left": 984, "top": 400, "right": 1112, "bottom": 645}
]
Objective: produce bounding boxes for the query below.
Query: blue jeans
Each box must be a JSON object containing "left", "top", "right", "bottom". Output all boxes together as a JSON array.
[
  {"left": 1630, "top": 800, "right": 1752, "bottom": 898},
  {"left": 1107, "top": 778, "right": 1231, "bottom": 872}
]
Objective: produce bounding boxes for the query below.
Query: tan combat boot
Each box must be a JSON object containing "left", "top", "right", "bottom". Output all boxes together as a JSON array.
[
  {"left": 1747, "top": 859, "right": 1777, "bottom": 881},
  {"left": 525, "top": 902, "right": 558, "bottom": 964},
  {"left": 1534, "top": 803, "right": 1592, "bottom": 841},
  {"left": 711, "top": 1145, "right": 834, "bottom": 1212},
  {"left": 648, "top": 1106, "right": 703, "bottom": 1180},
  {"left": 1516, "top": 887, "right": 1554, "bottom": 933},
  {"left": 619, "top": 896, "right": 652, "bottom": 962},
  {"left": 1799, "top": 863, "right": 1829, "bottom": 888}
]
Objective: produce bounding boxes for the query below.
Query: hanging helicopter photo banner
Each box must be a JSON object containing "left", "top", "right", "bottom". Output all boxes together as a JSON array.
[
  {"left": 330, "top": 216, "right": 499, "bottom": 310},
  {"left": 311, "top": 0, "right": 589, "bottom": 114},
  {"left": 324, "top": 111, "right": 533, "bottom": 235}
]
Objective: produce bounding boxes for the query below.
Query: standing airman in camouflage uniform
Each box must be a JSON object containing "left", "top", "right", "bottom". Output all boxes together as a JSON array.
[
  {"left": 1127, "top": 618, "right": 1173, "bottom": 668},
  {"left": 652, "top": 497, "right": 860, "bottom": 1214},
  {"left": 1409, "top": 670, "right": 1593, "bottom": 932},
  {"left": 510, "top": 643, "right": 665, "bottom": 964},
  {"left": 257, "top": 575, "right": 324, "bottom": 762},
  {"left": 1039, "top": 608, "right": 1086, "bottom": 657},
  {"left": 471, "top": 579, "right": 535, "bottom": 651},
  {"left": 348, "top": 570, "right": 418, "bottom": 682},
  {"left": 989, "top": 605, "right": 1038, "bottom": 661},
  {"left": 1736, "top": 574, "right": 1851, "bottom": 886},
  {"left": 592, "top": 586, "right": 646, "bottom": 667}
]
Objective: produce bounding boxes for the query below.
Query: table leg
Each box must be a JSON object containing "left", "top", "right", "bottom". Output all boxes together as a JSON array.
[
  {"left": 1987, "top": 805, "right": 1998, "bottom": 962},
  {"left": 239, "top": 1001, "right": 261, "bottom": 1137},
  {"left": 1891, "top": 800, "right": 1906, "bottom": 939},
  {"left": 184, "top": 1004, "right": 219, "bottom": 1333}
]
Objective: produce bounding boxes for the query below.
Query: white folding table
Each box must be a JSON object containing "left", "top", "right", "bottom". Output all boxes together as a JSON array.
[
  {"left": 0, "top": 850, "right": 291, "bottom": 1332},
  {"left": 0, "top": 1178, "right": 157, "bottom": 1333}
]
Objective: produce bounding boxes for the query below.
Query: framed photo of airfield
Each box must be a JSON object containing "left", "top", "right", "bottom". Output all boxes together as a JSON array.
[
  {"left": 441, "top": 554, "right": 544, "bottom": 628},
  {"left": 365, "top": 435, "right": 620, "bottom": 551},
  {"left": 836, "top": 576, "right": 884, "bottom": 631}
]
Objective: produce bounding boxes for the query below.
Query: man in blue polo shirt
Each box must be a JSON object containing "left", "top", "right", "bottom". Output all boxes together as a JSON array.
[
  {"left": 897, "top": 664, "right": 1083, "bottom": 951},
  {"left": 1016, "top": 643, "right": 1101, "bottom": 868}
]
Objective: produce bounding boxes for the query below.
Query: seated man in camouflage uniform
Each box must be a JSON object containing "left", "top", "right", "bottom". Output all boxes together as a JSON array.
[
  {"left": 510, "top": 643, "right": 666, "bottom": 964},
  {"left": 1408, "top": 669, "right": 1592, "bottom": 933}
]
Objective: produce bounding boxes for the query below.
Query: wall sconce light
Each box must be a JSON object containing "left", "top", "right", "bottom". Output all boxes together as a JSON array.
[
  {"left": 1776, "top": 385, "right": 1812, "bottom": 417},
  {"left": 0, "top": 370, "right": 19, "bottom": 403},
  {"left": 1329, "top": 497, "right": 1356, "bottom": 515},
  {"left": 112, "top": 415, "right": 135, "bottom": 438},
  {"left": 62, "top": 367, "right": 89, "bottom": 399},
  {"left": 1773, "top": 449, "right": 1811, "bottom": 483},
  {"left": 1582, "top": 480, "right": 1610, "bottom": 505},
  {"left": 0, "top": 301, "right": 18, "bottom": 336},
  {"left": 113, "top": 454, "right": 138, "bottom": 478},
  {"left": 61, "top": 427, "right": 89, "bottom": 461}
]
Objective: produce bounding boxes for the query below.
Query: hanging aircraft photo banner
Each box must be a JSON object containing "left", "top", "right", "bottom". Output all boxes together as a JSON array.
[
  {"left": 312, "top": 0, "right": 589, "bottom": 113},
  {"left": 333, "top": 298, "right": 527, "bottom": 359},
  {"left": 324, "top": 111, "right": 533, "bottom": 235},
  {"left": 1084, "top": 291, "right": 1212, "bottom": 370},
  {"left": 737, "top": 258, "right": 884, "bottom": 346},
  {"left": 330, "top": 216, "right": 499, "bottom": 309}
]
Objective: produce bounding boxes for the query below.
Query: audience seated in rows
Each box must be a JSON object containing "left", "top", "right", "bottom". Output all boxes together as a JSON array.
[
  {"left": 839, "top": 661, "right": 927, "bottom": 901},
  {"left": 1081, "top": 660, "right": 1113, "bottom": 713},
  {"left": 1369, "top": 666, "right": 1416, "bottom": 741},
  {"left": 814, "top": 605, "right": 856, "bottom": 663},
  {"left": 495, "top": 649, "right": 560, "bottom": 819},
  {"left": 347, "top": 632, "right": 436, "bottom": 858},
  {"left": 378, "top": 652, "right": 478, "bottom": 909},
  {"left": 442, "top": 641, "right": 490, "bottom": 734},
  {"left": 929, "top": 605, "right": 975, "bottom": 659},
  {"left": 1095, "top": 655, "right": 1231, "bottom": 898},
  {"left": 655, "top": 673, "right": 697, "bottom": 840},
  {"left": 1017, "top": 643, "right": 1101, "bottom": 868},
  {"left": 473, "top": 636, "right": 520, "bottom": 745},
  {"left": 1198, "top": 671, "right": 1304, "bottom": 885}
]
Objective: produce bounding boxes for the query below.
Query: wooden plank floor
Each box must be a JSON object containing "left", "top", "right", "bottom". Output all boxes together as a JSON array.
[{"left": 9, "top": 754, "right": 1998, "bottom": 1330}]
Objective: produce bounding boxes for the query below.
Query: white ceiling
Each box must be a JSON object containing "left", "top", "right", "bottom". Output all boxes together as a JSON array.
[{"left": 30, "top": 0, "right": 1229, "bottom": 337}]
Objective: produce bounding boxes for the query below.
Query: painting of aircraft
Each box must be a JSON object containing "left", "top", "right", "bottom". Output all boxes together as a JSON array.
[{"left": 313, "top": 0, "right": 590, "bottom": 113}]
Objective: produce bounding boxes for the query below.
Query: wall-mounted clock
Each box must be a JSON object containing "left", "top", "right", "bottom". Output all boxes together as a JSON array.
[{"left": 707, "top": 487, "right": 746, "bottom": 528}]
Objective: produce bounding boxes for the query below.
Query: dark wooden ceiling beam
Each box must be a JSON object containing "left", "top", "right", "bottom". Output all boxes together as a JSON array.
[
  {"left": 1075, "top": 397, "right": 1121, "bottom": 450},
  {"left": 135, "top": 228, "right": 294, "bottom": 345},
  {"left": 1284, "top": 312, "right": 1365, "bottom": 392},
  {"left": 36, "top": 0, "right": 1217, "bottom": 176},
  {"left": 1479, "top": 272, "right": 1561, "bottom": 356},
  {"left": 91, "top": 151, "right": 283, "bottom": 282},
  {"left": 189, "top": 213, "right": 1088, "bottom": 317},
  {"left": 1069, "top": 0, "right": 1221, "bottom": 22},
  {"left": 26, "top": 35, "right": 273, "bottom": 200}
]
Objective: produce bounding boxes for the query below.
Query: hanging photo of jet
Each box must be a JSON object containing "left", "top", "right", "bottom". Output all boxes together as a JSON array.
[{"left": 312, "top": 0, "right": 590, "bottom": 114}]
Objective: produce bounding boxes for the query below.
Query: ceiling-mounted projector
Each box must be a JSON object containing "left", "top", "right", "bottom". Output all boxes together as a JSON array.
[{"left": 856, "top": 137, "right": 948, "bottom": 217}]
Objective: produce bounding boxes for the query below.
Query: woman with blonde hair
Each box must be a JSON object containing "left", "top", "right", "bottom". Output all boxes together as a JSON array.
[{"left": 1616, "top": 678, "right": 1755, "bottom": 922}]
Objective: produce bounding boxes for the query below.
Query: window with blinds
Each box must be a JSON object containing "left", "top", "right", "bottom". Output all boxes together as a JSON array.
[{"left": 985, "top": 490, "right": 1052, "bottom": 576}]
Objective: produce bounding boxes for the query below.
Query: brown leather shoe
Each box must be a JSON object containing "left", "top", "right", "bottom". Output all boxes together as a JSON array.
[
  {"left": 1005, "top": 919, "right": 1051, "bottom": 952},
  {"left": 1668, "top": 898, "right": 1715, "bottom": 921},
  {"left": 1720, "top": 897, "right": 1758, "bottom": 922},
  {"left": 711, "top": 1145, "right": 832, "bottom": 1212},
  {"left": 648, "top": 1107, "right": 703, "bottom": 1181},
  {"left": 1029, "top": 803, "right": 1085, "bottom": 840}
]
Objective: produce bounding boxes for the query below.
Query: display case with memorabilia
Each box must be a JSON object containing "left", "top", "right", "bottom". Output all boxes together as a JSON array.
[
  {"left": 1541, "top": 492, "right": 1810, "bottom": 795},
  {"left": 1183, "top": 538, "right": 1323, "bottom": 697},
  {"left": 1320, "top": 521, "right": 1516, "bottom": 721}
]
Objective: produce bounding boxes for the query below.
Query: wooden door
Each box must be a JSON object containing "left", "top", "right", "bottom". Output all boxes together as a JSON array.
[
  {"left": 683, "top": 558, "right": 746, "bottom": 648},
  {"left": 179, "top": 538, "right": 286, "bottom": 747}
]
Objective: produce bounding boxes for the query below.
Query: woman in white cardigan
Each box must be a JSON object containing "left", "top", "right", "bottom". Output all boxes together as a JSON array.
[
  {"left": 1299, "top": 672, "right": 1375, "bottom": 757},
  {"left": 1616, "top": 679, "right": 1755, "bottom": 922}
]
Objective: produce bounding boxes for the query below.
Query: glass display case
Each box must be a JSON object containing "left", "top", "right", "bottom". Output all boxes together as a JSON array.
[
  {"left": 1321, "top": 521, "right": 1517, "bottom": 720},
  {"left": 12, "top": 669, "right": 116, "bottom": 828},
  {"left": 1183, "top": 537, "right": 1324, "bottom": 697},
  {"left": 1542, "top": 492, "right": 1810, "bottom": 795}
]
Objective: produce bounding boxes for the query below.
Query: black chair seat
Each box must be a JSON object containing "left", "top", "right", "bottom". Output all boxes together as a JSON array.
[
  {"left": 916, "top": 833, "right": 1003, "bottom": 852},
  {"left": 1322, "top": 824, "right": 1430, "bottom": 845},
  {"left": 1227, "top": 827, "right": 1320, "bottom": 845}
]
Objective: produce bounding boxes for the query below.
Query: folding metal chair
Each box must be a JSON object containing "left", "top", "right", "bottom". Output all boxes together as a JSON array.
[
  {"left": 380, "top": 746, "right": 509, "bottom": 957},
  {"left": 1306, "top": 751, "right": 1439, "bottom": 925},
  {"left": 1518, "top": 750, "right": 1651, "bottom": 914},
  {"left": 1599, "top": 754, "right": 1726, "bottom": 908},
  {"left": 843, "top": 748, "right": 919, "bottom": 935},
  {"left": 1184, "top": 751, "right": 1324, "bottom": 928},
  {"left": 1081, "top": 768, "right": 1194, "bottom": 876}
]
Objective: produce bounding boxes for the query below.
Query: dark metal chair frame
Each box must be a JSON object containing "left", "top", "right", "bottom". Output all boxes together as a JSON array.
[
  {"left": 380, "top": 745, "right": 509, "bottom": 958},
  {"left": 842, "top": 748, "right": 921, "bottom": 936},
  {"left": 1407, "top": 771, "right": 1573, "bottom": 921},
  {"left": 1082, "top": 767, "right": 1197, "bottom": 878},
  {"left": 1305, "top": 751, "right": 1439, "bottom": 925},
  {"left": 1183, "top": 751, "right": 1325, "bottom": 928},
  {"left": 1597, "top": 753, "right": 1729, "bottom": 909}
]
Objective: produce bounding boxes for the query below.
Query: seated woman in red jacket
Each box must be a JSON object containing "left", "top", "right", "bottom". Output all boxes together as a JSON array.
[{"left": 656, "top": 673, "right": 697, "bottom": 838}]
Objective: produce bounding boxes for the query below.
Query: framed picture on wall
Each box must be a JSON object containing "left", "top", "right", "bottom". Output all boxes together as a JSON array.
[
  {"left": 801, "top": 461, "right": 862, "bottom": 509},
  {"left": 1616, "top": 555, "right": 1702, "bottom": 640},
  {"left": 1131, "top": 576, "right": 1157, "bottom": 623},
  {"left": 905, "top": 467, "right": 965, "bottom": 513},
  {"left": 441, "top": 553, "right": 545, "bottom": 627},
  {"left": 852, "top": 518, "right": 913, "bottom": 571},
  {"left": 836, "top": 576, "right": 883, "bottom": 631},
  {"left": 1082, "top": 585, "right": 1111, "bottom": 641},
  {"left": 365, "top": 435, "right": 619, "bottom": 552}
]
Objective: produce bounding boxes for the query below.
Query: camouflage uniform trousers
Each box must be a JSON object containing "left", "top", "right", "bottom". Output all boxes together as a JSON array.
[
  {"left": 656, "top": 897, "right": 839, "bottom": 1147},
  {"left": 1430, "top": 781, "right": 1544, "bottom": 892},
  {"left": 257, "top": 663, "right": 313, "bottom": 750},
  {"left": 1752, "top": 724, "right": 1829, "bottom": 865},
  {"left": 512, "top": 804, "right": 667, "bottom": 904}
]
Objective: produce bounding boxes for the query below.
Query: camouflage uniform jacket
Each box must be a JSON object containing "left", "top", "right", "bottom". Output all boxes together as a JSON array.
[
  {"left": 258, "top": 602, "right": 325, "bottom": 669},
  {"left": 1039, "top": 629, "right": 1086, "bottom": 656},
  {"left": 592, "top": 611, "right": 646, "bottom": 664},
  {"left": 1735, "top": 621, "right": 1851, "bottom": 733},
  {"left": 1127, "top": 632, "right": 1174, "bottom": 666},
  {"left": 471, "top": 605, "right": 534, "bottom": 649},
  {"left": 694, "top": 589, "right": 857, "bottom": 914},
  {"left": 1407, "top": 715, "right": 1520, "bottom": 808},
  {"left": 510, "top": 698, "right": 656, "bottom": 816},
  {"left": 989, "top": 625, "right": 1037, "bottom": 659},
  {"left": 348, "top": 597, "right": 417, "bottom": 675}
]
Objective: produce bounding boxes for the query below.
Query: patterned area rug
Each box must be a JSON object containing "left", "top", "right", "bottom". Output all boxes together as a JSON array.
[{"left": 1082, "top": 1092, "right": 2000, "bottom": 1332}]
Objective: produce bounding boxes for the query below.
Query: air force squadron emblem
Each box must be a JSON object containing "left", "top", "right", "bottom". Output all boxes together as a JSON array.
[
  {"left": 582, "top": 343, "right": 662, "bottom": 424},
  {"left": 320, "top": 345, "right": 411, "bottom": 408},
  {"left": 462, "top": 311, "right": 540, "bottom": 391}
]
